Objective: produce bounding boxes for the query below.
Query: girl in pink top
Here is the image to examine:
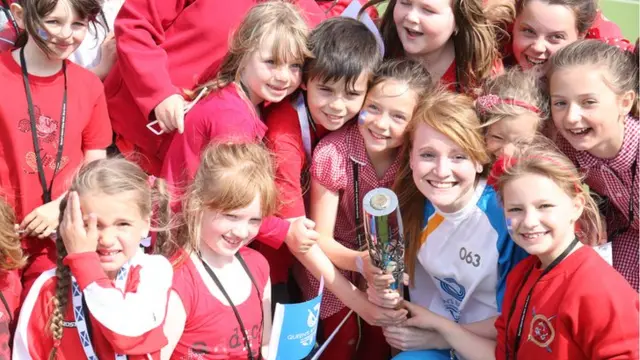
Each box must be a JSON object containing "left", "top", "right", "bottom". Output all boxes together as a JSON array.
[{"left": 160, "top": 1, "right": 316, "bottom": 259}]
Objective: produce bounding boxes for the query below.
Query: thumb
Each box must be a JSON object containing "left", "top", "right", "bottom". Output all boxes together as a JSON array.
[
  {"left": 176, "top": 106, "right": 185, "bottom": 134},
  {"left": 302, "top": 218, "right": 315, "bottom": 229},
  {"left": 402, "top": 300, "right": 421, "bottom": 316}
]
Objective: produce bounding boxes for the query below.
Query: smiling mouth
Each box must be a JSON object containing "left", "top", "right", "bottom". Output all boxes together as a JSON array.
[
  {"left": 404, "top": 27, "right": 423, "bottom": 37},
  {"left": 223, "top": 235, "right": 243, "bottom": 246},
  {"left": 97, "top": 249, "right": 121, "bottom": 256},
  {"left": 520, "top": 231, "right": 550, "bottom": 239},
  {"left": 368, "top": 129, "right": 390, "bottom": 140},
  {"left": 524, "top": 55, "right": 546, "bottom": 66},
  {"left": 427, "top": 180, "right": 457, "bottom": 189},
  {"left": 567, "top": 127, "right": 591, "bottom": 137}
]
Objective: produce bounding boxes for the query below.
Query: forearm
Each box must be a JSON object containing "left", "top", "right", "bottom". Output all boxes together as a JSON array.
[
  {"left": 89, "top": 63, "right": 110, "bottom": 81},
  {"left": 293, "top": 245, "right": 365, "bottom": 311},
  {"left": 435, "top": 317, "right": 496, "bottom": 360},
  {"left": 317, "top": 234, "right": 363, "bottom": 273}
]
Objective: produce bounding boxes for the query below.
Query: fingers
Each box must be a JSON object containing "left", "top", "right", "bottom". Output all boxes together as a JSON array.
[
  {"left": 70, "top": 192, "right": 83, "bottom": 227},
  {"left": 86, "top": 213, "right": 98, "bottom": 242},
  {"left": 174, "top": 105, "right": 185, "bottom": 134},
  {"left": 301, "top": 218, "right": 315, "bottom": 229},
  {"left": 104, "top": 31, "right": 115, "bottom": 42},
  {"left": 19, "top": 211, "right": 37, "bottom": 231}
]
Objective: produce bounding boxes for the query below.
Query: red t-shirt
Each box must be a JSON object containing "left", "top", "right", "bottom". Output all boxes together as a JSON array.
[
  {"left": 105, "top": 0, "right": 325, "bottom": 176},
  {"left": 258, "top": 96, "right": 329, "bottom": 283},
  {"left": 0, "top": 51, "right": 111, "bottom": 266},
  {"left": 495, "top": 246, "right": 639, "bottom": 360},
  {"left": 441, "top": 58, "right": 504, "bottom": 94},
  {"left": 171, "top": 248, "right": 269, "bottom": 360},
  {"left": 0, "top": 269, "right": 21, "bottom": 359}
]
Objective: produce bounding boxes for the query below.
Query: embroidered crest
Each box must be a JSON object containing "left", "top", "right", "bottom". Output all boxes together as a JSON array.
[{"left": 527, "top": 308, "right": 556, "bottom": 352}]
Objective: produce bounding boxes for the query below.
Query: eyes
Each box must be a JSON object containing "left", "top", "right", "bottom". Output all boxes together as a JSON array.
[
  {"left": 223, "top": 213, "right": 262, "bottom": 225},
  {"left": 506, "top": 203, "right": 555, "bottom": 213},
  {"left": 316, "top": 85, "right": 363, "bottom": 99},
  {"left": 519, "top": 27, "right": 567, "bottom": 44},
  {"left": 365, "top": 103, "right": 408, "bottom": 123},
  {"left": 419, "top": 152, "right": 468, "bottom": 161},
  {"left": 263, "top": 59, "right": 303, "bottom": 71},
  {"left": 551, "top": 98, "right": 598, "bottom": 108}
]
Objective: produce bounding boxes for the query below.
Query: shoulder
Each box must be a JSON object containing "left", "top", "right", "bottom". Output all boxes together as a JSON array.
[
  {"left": 66, "top": 61, "right": 103, "bottom": 89},
  {"left": 239, "top": 247, "right": 269, "bottom": 287},
  {"left": 19, "top": 269, "right": 57, "bottom": 317},
  {"left": 314, "top": 123, "right": 353, "bottom": 157},
  {"left": 567, "top": 248, "right": 635, "bottom": 296},
  {"left": 132, "top": 252, "right": 173, "bottom": 279}
]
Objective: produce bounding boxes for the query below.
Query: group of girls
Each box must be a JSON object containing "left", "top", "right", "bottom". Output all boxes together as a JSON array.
[{"left": 0, "top": 0, "right": 638, "bottom": 359}]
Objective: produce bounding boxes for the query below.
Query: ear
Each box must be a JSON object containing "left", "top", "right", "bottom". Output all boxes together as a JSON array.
[
  {"left": 618, "top": 89, "right": 636, "bottom": 117},
  {"left": 300, "top": 82, "right": 307, "bottom": 91},
  {"left": 10, "top": 3, "right": 26, "bottom": 30},
  {"left": 571, "top": 192, "right": 586, "bottom": 224},
  {"left": 141, "top": 217, "right": 151, "bottom": 239},
  {"left": 475, "top": 162, "right": 483, "bottom": 174}
]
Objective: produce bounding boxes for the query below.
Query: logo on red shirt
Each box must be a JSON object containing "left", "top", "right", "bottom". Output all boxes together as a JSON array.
[{"left": 528, "top": 308, "right": 556, "bottom": 352}]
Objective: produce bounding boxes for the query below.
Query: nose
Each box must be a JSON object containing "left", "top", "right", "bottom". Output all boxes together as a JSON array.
[
  {"left": 530, "top": 38, "right": 546, "bottom": 54},
  {"left": 372, "top": 113, "right": 389, "bottom": 130},
  {"left": 328, "top": 97, "right": 345, "bottom": 112},
  {"left": 565, "top": 103, "right": 582, "bottom": 125},
  {"left": 405, "top": 7, "right": 419, "bottom": 24},
  {"left": 230, "top": 221, "right": 250, "bottom": 241},
  {"left": 273, "top": 65, "right": 289, "bottom": 82},
  {"left": 97, "top": 228, "right": 116, "bottom": 248},
  {"left": 433, "top": 157, "right": 451, "bottom": 178},
  {"left": 521, "top": 208, "right": 541, "bottom": 229}
]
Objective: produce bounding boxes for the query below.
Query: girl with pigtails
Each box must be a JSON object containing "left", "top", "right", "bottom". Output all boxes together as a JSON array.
[{"left": 13, "top": 158, "right": 173, "bottom": 360}]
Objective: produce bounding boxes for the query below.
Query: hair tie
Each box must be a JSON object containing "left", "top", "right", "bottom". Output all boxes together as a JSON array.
[
  {"left": 147, "top": 175, "right": 157, "bottom": 188},
  {"left": 476, "top": 94, "right": 541, "bottom": 115}
]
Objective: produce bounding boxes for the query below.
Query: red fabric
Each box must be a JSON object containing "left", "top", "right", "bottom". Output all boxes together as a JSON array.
[
  {"left": 14, "top": 252, "right": 172, "bottom": 359},
  {"left": 441, "top": 58, "right": 503, "bottom": 94},
  {"left": 105, "top": 0, "right": 325, "bottom": 176},
  {"left": 295, "top": 123, "right": 401, "bottom": 319},
  {"left": 170, "top": 248, "right": 269, "bottom": 359},
  {"left": 495, "top": 246, "right": 639, "bottom": 359},
  {"left": 487, "top": 155, "right": 516, "bottom": 187},
  {"left": 317, "top": 0, "right": 379, "bottom": 19},
  {"left": 0, "top": 51, "right": 111, "bottom": 290},
  {"left": 318, "top": 307, "right": 389, "bottom": 360},
  {"left": 0, "top": 269, "right": 21, "bottom": 359},
  {"left": 555, "top": 116, "right": 639, "bottom": 290},
  {"left": 160, "top": 84, "right": 289, "bottom": 251},
  {"left": 258, "top": 96, "right": 330, "bottom": 284}
]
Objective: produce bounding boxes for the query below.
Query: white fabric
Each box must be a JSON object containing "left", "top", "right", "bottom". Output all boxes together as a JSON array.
[{"left": 68, "top": 0, "right": 124, "bottom": 69}]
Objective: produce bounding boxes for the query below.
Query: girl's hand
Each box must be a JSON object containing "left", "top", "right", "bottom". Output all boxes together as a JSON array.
[
  {"left": 356, "top": 298, "right": 408, "bottom": 327},
  {"left": 383, "top": 325, "right": 446, "bottom": 351},
  {"left": 366, "top": 285, "right": 403, "bottom": 309},
  {"left": 401, "top": 300, "right": 446, "bottom": 331},
  {"left": 359, "top": 251, "right": 395, "bottom": 290},
  {"left": 154, "top": 94, "right": 186, "bottom": 134},
  {"left": 285, "top": 217, "right": 318, "bottom": 254},
  {"left": 59, "top": 192, "right": 99, "bottom": 254},
  {"left": 19, "top": 200, "right": 61, "bottom": 239}
]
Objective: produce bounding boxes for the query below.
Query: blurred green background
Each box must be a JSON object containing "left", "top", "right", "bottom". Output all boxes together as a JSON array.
[{"left": 374, "top": 0, "right": 639, "bottom": 41}]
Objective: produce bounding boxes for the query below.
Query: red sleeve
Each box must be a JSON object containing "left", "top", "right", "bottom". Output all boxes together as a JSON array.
[
  {"left": 567, "top": 258, "right": 640, "bottom": 359},
  {"left": 12, "top": 271, "right": 56, "bottom": 360},
  {"left": 256, "top": 216, "right": 289, "bottom": 250},
  {"left": 265, "top": 106, "right": 307, "bottom": 219},
  {"left": 309, "top": 132, "right": 349, "bottom": 193},
  {"left": 113, "top": 0, "right": 186, "bottom": 119},
  {"left": 81, "top": 87, "right": 113, "bottom": 150},
  {"left": 64, "top": 252, "right": 172, "bottom": 354}
]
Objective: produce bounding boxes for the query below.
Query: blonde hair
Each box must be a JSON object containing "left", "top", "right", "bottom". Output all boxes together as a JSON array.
[
  {"left": 156, "top": 141, "right": 278, "bottom": 263},
  {"left": 362, "top": 0, "right": 504, "bottom": 91},
  {"left": 494, "top": 137, "right": 604, "bottom": 246},
  {"left": 477, "top": 68, "right": 548, "bottom": 129},
  {"left": 48, "top": 158, "right": 171, "bottom": 360},
  {"left": 548, "top": 39, "right": 639, "bottom": 118},
  {"left": 393, "top": 89, "right": 490, "bottom": 285},
  {"left": 0, "top": 199, "right": 26, "bottom": 271},
  {"left": 190, "top": 0, "right": 311, "bottom": 99}
]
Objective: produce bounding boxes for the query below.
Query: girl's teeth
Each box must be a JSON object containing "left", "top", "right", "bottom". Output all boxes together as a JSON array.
[
  {"left": 370, "top": 130, "right": 388, "bottom": 140},
  {"left": 570, "top": 128, "right": 589, "bottom": 135},
  {"left": 523, "top": 232, "right": 546, "bottom": 239},
  {"left": 428, "top": 181, "right": 454, "bottom": 189},
  {"left": 405, "top": 28, "right": 422, "bottom": 36},
  {"left": 526, "top": 56, "right": 545, "bottom": 65}
]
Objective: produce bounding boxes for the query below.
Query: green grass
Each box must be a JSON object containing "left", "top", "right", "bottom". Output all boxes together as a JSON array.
[
  {"left": 601, "top": 0, "right": 639, "bottom": 41},
  {"left": 373, "top": 0, "right": 638, "bottom": 41}
]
